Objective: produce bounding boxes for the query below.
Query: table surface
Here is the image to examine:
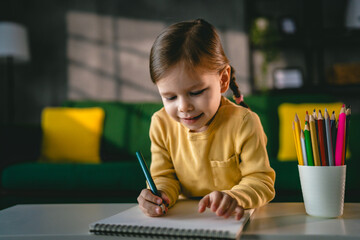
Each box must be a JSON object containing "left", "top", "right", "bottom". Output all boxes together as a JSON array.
[{"left": 0, "top": 202, "right": 359, "bottom": 240}]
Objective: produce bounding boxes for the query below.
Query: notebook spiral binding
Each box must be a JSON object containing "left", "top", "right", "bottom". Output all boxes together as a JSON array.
[{"left": 91, "top": 223, "right": 233, "bottom": 239}]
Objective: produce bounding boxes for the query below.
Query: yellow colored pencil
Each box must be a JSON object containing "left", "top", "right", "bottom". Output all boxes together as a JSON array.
[
  {"left": 294, "top": 113, "right": 304, "bottom": 165},
  {"left": 309, "top": 114, "right": 321, "bottom": 166},
  {"left": 293, "top": 122, "right": 302, "bottom": 165}
]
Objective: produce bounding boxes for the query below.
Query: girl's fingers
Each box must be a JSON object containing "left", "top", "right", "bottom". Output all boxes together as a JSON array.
[
  {"left": 139, "top": 198, "right": 165, "bottom": 217},
  {"left": 216, "top": 194, "right": 233, "bottom": 216},
  {"left": 209, "top": 191, "right": 223, "bottom": 212},
  {"left": 222, "top": 200, "right": 238, "bottom": 218},
  {"left": 198, "top": 194, "right": 210, "bottom": 213},
  {"left": 234, "top": 206, "right": 245, "bottom": 220},
  {"left": 159, "top": 190, "right": 170, "bottom": 206},
  {"left": 137, "top": 189, "right": 167, "bottom": 217},
  {"left": 140, "top": 189, "right": 163, "bottom": 205},
  {"left": 198, "top": 191, "right": 244, "bottom": 220}
]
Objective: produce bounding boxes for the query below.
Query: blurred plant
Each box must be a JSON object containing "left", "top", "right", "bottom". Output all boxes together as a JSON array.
[{"left": 250, "top": 17, "right": 280, "bottom": 91}]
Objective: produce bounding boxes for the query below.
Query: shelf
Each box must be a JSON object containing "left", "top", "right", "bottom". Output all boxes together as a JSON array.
[
  {"left": 247, "top": 0, "right": 360, "bottom": 94},
  {"left": 254, "top": 84, "right": 360, "bottom": 96},
  {"left": 251, "top": 29, "right": 360, "bottom": 50}
]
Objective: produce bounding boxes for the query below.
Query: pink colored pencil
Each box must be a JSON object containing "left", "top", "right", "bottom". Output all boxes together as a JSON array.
[{"left": 335, "top": 105, "right": 346, "bottom": 166}]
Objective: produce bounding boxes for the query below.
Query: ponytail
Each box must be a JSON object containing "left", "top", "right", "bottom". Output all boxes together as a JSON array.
[{"left": 229, "top": 66, "right": 249, "bottom": 108}]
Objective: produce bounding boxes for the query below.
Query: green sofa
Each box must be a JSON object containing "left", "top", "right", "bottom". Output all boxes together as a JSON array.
[{"left": 1, "top": 93, "right": 359, "bottom": 210}]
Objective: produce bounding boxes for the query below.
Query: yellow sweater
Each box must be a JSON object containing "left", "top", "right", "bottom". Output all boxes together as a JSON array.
[{"left": 149, "top": 96, "right": 275, "bottom": 209}]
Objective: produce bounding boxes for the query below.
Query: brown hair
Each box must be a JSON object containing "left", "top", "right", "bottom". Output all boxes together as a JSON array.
[{"left": 149, "top": 18, "right": 247, "bottom": 107}]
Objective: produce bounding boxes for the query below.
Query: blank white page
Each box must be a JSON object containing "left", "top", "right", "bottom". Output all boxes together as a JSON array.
[{"left": 90, "top": 200, "right": 254, "bottom": 239}]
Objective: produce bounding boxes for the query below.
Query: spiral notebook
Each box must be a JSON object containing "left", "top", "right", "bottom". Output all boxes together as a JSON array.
[{"left": 89, "top": 200, "right": 254, "bottom": 239}]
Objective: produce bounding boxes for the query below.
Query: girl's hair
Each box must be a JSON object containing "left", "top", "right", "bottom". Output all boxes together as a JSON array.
[{"left": 149, "top": 18, "right": 247, "bottom": 108}]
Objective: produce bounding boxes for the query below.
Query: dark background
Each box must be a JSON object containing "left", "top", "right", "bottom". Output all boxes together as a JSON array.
[{"left": 1, "top": 0, "right": 359, "bottom": 124}]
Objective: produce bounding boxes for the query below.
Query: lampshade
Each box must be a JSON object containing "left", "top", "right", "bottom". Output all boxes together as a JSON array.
[
  {"left": 0, "top": 22, "right": 30, "bottom": 62},
  {"left": 345, "top": 0, "right": 360, "bottom": 29}
]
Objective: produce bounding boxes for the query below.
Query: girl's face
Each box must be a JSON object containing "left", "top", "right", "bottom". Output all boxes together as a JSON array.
[{"left": 156, "top": 62, "right": 230, "bottom": 132}]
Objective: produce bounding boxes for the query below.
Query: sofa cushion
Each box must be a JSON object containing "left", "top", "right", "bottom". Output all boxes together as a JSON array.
[
  {"left": 41, "top": 107, "right": 105, "bottom": 163},
  {"left": 1, "top": 162, "right": 147, "bottom": 191},
  {"left": 244, "top": 93, "right": 337, "bottom": 159},
  {"left": 277, "top": 102, "right": 343, "bottom": 161}
]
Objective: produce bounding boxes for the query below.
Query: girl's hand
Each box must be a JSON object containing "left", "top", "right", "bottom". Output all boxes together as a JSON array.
[
  {"left": 198, "top": 191, "right": 244, "bottom": 220},
  {"left": 137, "top": 189, "right": 170, "bottom": 217}
]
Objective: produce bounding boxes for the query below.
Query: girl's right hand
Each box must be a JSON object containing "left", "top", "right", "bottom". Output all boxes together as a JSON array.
[{"left": 137, "top": 189, "right": 170, "bottom": 217}]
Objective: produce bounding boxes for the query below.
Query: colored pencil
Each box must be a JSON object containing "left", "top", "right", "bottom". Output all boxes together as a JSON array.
[
  {"left": 335, "top": 105, "right": 346, "bottom": 166},
  {"left": 309, "top": 115, "right": 321, "bottom": 166},
  {"left": 304, "top": 122, "right": 314, "bottom": 166},
  {"left": 136, "top": 151, "right": 160, "bottom": 196},
  {"left": 312, "top": 109, "right": 318, "bottom": 132},
  {"left": 313, "top": 109, "right": 318, "bottom": 129},
  {"left": 330, "top": 111, "right": 337, "bottom": 158},
  {"left": 324, "top": 109, "right": 334, "bottom": 166},
  {"left": 294, "top": 114, "right": 304, "bottom": 165},
  {"left": 330, "top": 111, "right": 336, "bottom": 128},
  {"left": 345, "top": 106, "right": 351, "bottom": 162},
  {"left": 317, "top": 110, "right": 328, "bottom": 166},
  {"left": 292, "top": 122, "right": 302, "bottom": 165},
  {"left": 305, "top": 111, "right": 309, "bottom": 124},
  {"left": 300, "top": 130, "right": 308, "bottom": 166},
  {"left": 136, "top": 151, "right": 166, "bottom": 213},
  {"left": 313, "top": 109, "right": 320, "bottom": 156}
]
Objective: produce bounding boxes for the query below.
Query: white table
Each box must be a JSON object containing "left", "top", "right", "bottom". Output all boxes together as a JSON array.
[{"left": 0, "top": 202, "right": 359, "bottom": 239}]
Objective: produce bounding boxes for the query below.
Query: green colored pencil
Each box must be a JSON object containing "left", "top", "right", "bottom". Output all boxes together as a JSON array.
[{"left": 304, "top": 122, "right": 314, "bottom": 166}]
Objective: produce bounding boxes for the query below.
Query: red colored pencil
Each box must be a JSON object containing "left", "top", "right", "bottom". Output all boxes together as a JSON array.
[{"left": 318, "top": 110, "right": 327, "bottom": 166}]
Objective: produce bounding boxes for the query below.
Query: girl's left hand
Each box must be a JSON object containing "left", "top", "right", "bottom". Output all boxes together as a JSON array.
[{"left": 198, "top": 191, "right": 244, "bottom": 220}]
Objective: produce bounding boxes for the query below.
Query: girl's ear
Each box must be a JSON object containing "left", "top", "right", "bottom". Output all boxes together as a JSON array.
[{"left": 220, "top": 65, "right": 230, "bottom": 93}]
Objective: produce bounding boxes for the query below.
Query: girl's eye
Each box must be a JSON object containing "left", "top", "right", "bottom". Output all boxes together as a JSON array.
[
  {"left": 190, "top": 88, "right": 206, "bottom": 96},
  {"left": 165, "top": 96, "right": 177, "bottom": 101}
]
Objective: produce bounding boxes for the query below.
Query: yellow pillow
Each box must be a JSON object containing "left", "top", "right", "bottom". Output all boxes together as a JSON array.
[
  {"left": 277, "top": 102, "right": 344, "bottom": 161},
  {"left": 41, "top": 107, "right": 105, "bottom": 163}
]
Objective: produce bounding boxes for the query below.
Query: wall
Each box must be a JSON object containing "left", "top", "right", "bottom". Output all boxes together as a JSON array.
[{"left": 0, "top": 0, "right": 249, "bottom": 124}]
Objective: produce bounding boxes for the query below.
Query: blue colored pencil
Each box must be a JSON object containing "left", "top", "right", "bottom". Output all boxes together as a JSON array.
[
  {"left": 324, "top": 109, "right": 334, "bottom": 166},
  {"left": 136, "top": 151, "right": 159, "bottom": 196}
]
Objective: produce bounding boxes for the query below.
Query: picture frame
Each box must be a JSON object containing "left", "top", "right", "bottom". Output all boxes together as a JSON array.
[{"left": 273, "top": 67, "right": 303, "bottom": 89}]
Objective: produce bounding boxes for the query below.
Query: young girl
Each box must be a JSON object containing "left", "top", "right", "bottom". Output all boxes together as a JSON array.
[{"left": 137, "top": 19, "right": 275, "bottom": 220}]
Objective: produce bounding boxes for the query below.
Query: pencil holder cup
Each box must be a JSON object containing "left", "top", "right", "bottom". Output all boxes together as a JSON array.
[{"left": 298, "top": 165, "right": 346, "bottom": 218}]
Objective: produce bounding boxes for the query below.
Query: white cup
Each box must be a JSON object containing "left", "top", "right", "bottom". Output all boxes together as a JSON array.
[{"left": 298, "top": 165, "right": 346, "bottom": 218}]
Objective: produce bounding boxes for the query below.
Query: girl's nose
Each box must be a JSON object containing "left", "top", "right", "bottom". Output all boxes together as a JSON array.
[{"left": 178, "top": 97, "right": 193, "bottom": 112}]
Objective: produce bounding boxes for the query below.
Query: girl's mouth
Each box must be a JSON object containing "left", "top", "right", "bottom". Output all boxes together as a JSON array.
[{"left": 182, "top": 113, "right": 203, "bottom": 124}]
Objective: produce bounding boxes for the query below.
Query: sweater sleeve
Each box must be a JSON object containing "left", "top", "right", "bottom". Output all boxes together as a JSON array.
[
  {"left": 223, "top": 111, "right": 276, "bottom": 209},
  {"left": 149, "top": 114, "right": 181, "bottom": 207}
]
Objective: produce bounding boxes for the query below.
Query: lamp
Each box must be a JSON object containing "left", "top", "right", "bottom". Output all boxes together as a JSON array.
[
  {"left": 345, "top": 0, "right": 360, "bottom": 29},
  {"left": 0, "top": 22, "right": 30, "bottom": 123}
]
